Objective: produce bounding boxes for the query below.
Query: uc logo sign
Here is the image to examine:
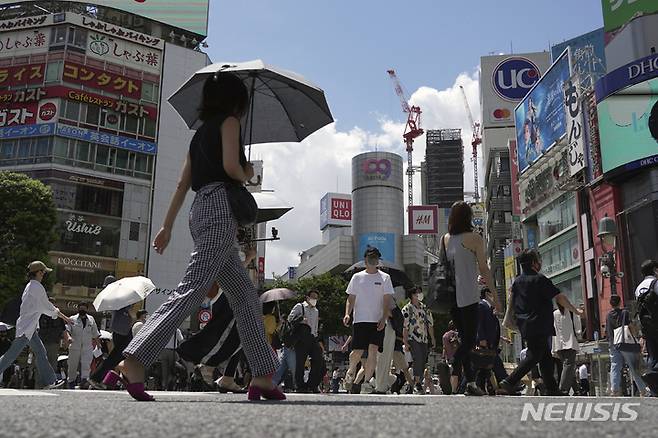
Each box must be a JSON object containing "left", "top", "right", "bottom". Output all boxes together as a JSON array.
[
  {"left": 362, "top": 159, "right": 392, "bottom": 180},
  {"left": 492, "top": 57, "right": 540, "bottom": 101}
]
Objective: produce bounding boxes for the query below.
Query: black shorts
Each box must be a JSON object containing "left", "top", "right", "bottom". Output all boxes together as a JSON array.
[
  {"left": 352, "top": 322, "right": 385, "bottom": 350},
  {"left": 394, "top": 339, "right": 404, "bottom": 353}
]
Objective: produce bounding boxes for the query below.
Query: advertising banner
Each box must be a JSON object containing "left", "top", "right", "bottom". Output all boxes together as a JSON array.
[
  {"left": 601, "top": 0, "right": 658, "bottom": 33},
  {"left": 480, "top": 53, "right": 550, "bottom": 129},
  {"left": 68, "top": 13, "right": 164, "bottom": 49},
  {"left": 0, "top": 14, "right": 51, "bottom": 31},
  {"left": 0, "top": 28, "right": 49, "bottom": 57},
  {"left": 408, "top": 205, "right": 439, "bottom": 234},
  {"left": 508, "top": 139, "right": 522, "bottom": 215},
  {"left": 62, "top": 61, "right": 143, "bottom": 100},
  {"left": 56, "top": 124, "right": 157, "bottom": 155},
  {"left": 515, "top": 50, "right": 572, "bottom": 173},
  {"left": 321, "top": 193, "right": 352, "bottom": 229},
  {"left": 0, "top": 63, "right": 45, "bottom": 89},
  {"left": 595, "top": 52, "right": 658, "bottom": 101},
  {"left": 597, "top": 77, "right": 658, "bottom": 174},
  {"left": 358, "top": 233, "right": 395, "bottom": 263},
  {"left": 86, "top": 32, "right": 162, "bottom": 75},
  {"left": 0, "top": 122, "right": 54, "bottom": 139},
  {"left": 551, "top": 28, "right": 606, "bottom": 84},
  {"left": 0, "top": 0, "right": 210, "bottom": 36},
  {"left": 563, "top": 76, "right": 587, "bottom": 175},
  {"left": 0, "top": 99, "right": 58, "bottom": 127}
]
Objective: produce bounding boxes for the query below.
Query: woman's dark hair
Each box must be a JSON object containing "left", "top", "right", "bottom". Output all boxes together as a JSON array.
[
  {"left": 610, "top": 295, "right": 621, "bottom": 308},
  {"left": 136, "top": 310, "right": 148, "bottom": 319},
  {"left": 406, "top": 286, "right": 421, "bottom": 299},
  {"left": 198, "top": 72, "right": 249, "bottom": 121},
  {"left": 262, "top": 301, "right": 276, "bottom": 315},
  {"left": 556, "top": 301, "right": 565, "bottom": 314},
  {"left": 448, "top": 201, "right": 474, "bottom": 235}
]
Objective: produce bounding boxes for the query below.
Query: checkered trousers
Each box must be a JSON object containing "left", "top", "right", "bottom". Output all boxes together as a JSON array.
[{"left": 123, "top": 182, "right": 278, "bottom": 376}]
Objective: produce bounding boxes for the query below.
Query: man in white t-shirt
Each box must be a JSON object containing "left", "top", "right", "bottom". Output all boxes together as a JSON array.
[
  {"left": 634, "top": 259, "right": 658, "bottom": 394},
  {"left": 343, "top": 247, "right": 394, "bottom": 393},
  {"left": 578, "top": 363, "right": 589, "bottom": 395}
]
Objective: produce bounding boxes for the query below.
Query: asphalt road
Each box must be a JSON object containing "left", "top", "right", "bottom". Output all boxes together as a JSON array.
[{"left": 0, "top": 389, "right": 656, "bottom": 438}]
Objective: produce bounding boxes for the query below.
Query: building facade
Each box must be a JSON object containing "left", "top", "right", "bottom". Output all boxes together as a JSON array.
[{"left": 0, "top": 1, "right": 209, "bottom": 312}]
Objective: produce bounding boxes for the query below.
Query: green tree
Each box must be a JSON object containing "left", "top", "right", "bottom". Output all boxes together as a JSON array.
[
  {"left": 268, "top": 272, "right": 350, "bottom": 337},
  {"left": 0, "top": 172, "right": 58, "bottom": 308}
]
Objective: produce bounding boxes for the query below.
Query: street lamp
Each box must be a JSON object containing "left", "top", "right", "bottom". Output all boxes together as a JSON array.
[{"left": 597, "top": 215, "right": 624, "bottom": 295}]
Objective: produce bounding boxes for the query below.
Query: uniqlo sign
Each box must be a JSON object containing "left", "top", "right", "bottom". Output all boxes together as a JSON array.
[
  {"left": 320, "top": 192, "right": 352, "bottom": 230},
  {"left": 408, "top": 205, "right": 439, "bottom": 234},
  {"left": 330, "top": 198, "right": 352, "bottom": 221}
]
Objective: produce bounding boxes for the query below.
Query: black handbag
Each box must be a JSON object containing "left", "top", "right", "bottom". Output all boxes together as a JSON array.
[
  {"left": 426, "top": 235, "right": 456, "bottom": 314},
  {"left": 226, "top": 182, "right": 258, "bottom": 226},
  {"left": 470, "top": 347, "right": 497, "bottom": 370}
]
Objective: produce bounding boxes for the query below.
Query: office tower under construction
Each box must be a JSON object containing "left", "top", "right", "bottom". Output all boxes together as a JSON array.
[{"left": 425, "top": 129, "right": 464, "bottom": 208}]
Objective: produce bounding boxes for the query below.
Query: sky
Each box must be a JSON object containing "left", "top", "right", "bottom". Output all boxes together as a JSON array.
[{"left": 204, "top": 0, "right": 605, "bottom": 278}]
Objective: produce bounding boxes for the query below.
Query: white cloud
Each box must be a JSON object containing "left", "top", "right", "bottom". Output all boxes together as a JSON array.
[{"left": 257, "top": 69, "right": 482, "bottom": 277}]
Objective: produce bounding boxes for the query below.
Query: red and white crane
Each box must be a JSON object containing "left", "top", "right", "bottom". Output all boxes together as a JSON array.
[
  {"left": 387, "top": 69, "right": 424, "bottom": 206},
  {"left": 460, "top": 85, "right": 482, "bottom": 202}
]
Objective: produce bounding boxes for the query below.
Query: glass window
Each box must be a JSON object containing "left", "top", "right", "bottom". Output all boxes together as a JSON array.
[
  {"left": 50, "top": 26, "right": 67, "bottom": 45},
  {"left": 64, "top": 100, "right": 80, "bottom": 121},
  {"left": 100, "top": 109, "right": 119, "bottom": 129},
  {"left": 76, "top": 141, "right": 90, "bottom": 162},
  {"left": 537, "top": 194, "right": 576, "bottom": 242},
  {"left": 539, "top": 235, "right": 579, "bottom": 277},
  {"left": 115, "top": 149, "right": 129, "bottom": 169},
  {"left": 72, "top": 28, "right": 86, "bottom": 48},
  {"left": 135, "top": 153, "right": 149, "bottom": 173},
  {"left": 124, "top": 115, "right": 138, "bottom": 133},
  {"left": 142, "top": 118, "right": 156, "bottom": 137},
  {"left": 95, "top": 145, "right": 109, "bottom": 165},
  {"left": 1, "top": 141, "right": 15, "bottom": 159},
  {"left": 141, "top": 83, "right": 154, "bottom": 102},
  {"left": 45, "top": 61, "right": 63, "bottom": 83},
  {"left": 17, "top": 139, "right": 31, "bottom": 158},
  {"left": 85, "top": 105, "right": 100, "bottom": 125},
  {"left": 53, "top": 137, "right": 69, "bottom": 157},
  {"left": 54, "top": 212, "right": 122, "bottom": 258}
]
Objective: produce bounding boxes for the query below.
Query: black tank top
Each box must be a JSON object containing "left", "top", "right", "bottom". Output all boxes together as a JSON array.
[{"left": 189, "top": 113, "right": 247, "bottom": 191}]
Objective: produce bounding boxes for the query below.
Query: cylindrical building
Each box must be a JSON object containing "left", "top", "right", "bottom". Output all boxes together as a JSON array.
[{"left": 351, "top": 151, "right": 404, "bottom": 267}]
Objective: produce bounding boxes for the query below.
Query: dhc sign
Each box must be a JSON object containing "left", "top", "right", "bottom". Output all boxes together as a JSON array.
[{"left": 493, "top": 57, "right": 541, "bottom": 101}]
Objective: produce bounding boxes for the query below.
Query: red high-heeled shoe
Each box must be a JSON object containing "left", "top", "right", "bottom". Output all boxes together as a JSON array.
[
  {"left": 247, "top": 384, "right": 286, "bottom": 401},
  {"left": 105, "top": 370, "right": 155, "bottom": 402}
]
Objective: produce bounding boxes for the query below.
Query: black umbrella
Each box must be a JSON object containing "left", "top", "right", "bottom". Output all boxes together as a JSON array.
[{"left": 343, "top": 261, "right": 415, "bottom": 290}]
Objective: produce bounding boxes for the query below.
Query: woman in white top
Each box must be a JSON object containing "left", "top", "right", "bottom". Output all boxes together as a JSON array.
[
  {"left": 443, "top": 202, "right": 499, "bottom": 396},
  {"left": 552, "top": 302, "right": 581, "bottom": 394}
]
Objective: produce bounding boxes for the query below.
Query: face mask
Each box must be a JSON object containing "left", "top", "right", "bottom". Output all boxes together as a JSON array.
[
  {"left": 365, "top": 256, "right": 379, "bottom": 267},
  {"left": 308, "top": 298, "right": 317, "bottom": 307},
  {"left": 78, "top": 310, "right": 87, "bottom": 316},
  {"left": 416, "top": 293, "right": 424, "bottom": 302}
]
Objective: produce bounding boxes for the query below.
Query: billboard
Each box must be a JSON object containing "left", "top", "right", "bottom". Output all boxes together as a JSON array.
[
  {"left": 0, "top": 28, "right": 50, "bottom": 57},
  {"left": 551, "top": 28, "right": 606, "bottom": 83},
  {"left": 86, "top": 32, "right": 162, "bottom": 74},
  {"left": 515, "top": 50, "right": 572, "bottom": 173},
  {"left": 0, "top": 1, "right": 210, "bottom": 36},
  {"left": 480, "top": 52, "right": 550, "bottom": 129},
  {"left": 601, "top": 0, "right": 658, "bottom": 33},
  {"left": 0, "top": 99, "right": 58, "bottom": 127},
  {"left": 0, "top": 63, "right": 45, "bottom": 89},
  {"left": 408, "top": 205, "right": 439, "bottom": 234},
  {"left": 62, "top": 61, "right": 143, "bottom": 100},
  {"left": 357, "top": 233, "right": 395, "bottom": 263},
  {"left": 320, "top": 193, "right": 352, "bottom": 230},
  {"left": 597, "top": 78, "right": 658, "bottom": 174}
]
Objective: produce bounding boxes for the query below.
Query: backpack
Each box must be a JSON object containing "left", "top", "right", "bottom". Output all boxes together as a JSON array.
[
  {"left": 636, "top": 278, "right": 658, "bottom": 339},
  {"left": 426, "top": 235, "right": 456, "bottom": 314},
  {"left": 277, "top": 303, "right": 305, "bottom": 348}
]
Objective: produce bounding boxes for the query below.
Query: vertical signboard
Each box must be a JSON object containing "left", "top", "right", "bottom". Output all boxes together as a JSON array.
[
  {"left": 563, "top": 75, "right": 586, "bottom": 176},
  {"left": 320, "top": 193, "right": 352, "bottom": 230}
]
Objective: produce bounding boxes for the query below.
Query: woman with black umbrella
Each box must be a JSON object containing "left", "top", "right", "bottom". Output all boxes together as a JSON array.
[{"left": 108, "top": 73, "right": 283, "bottom": 402}]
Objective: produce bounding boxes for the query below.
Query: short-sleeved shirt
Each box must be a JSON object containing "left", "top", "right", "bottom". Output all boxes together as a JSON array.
[
  {"left": 401, "top": 302, "right": 434, "bottom": 344},
  {"left": 635, "top": 276, "right": 658, "bottom": 299},
  {"left": 512, "top": 270, "right": 560, "bottom": 338},
  {"left": 346, "top": 270, "right": 394, "bottom": 323}
]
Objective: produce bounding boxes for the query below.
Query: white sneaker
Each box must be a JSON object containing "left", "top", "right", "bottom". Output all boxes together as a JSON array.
[{"left": 43, "top": 379, "right": 66, "bottom": 390}]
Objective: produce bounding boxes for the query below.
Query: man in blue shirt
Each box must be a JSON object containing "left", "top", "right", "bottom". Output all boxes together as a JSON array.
[{"left": 497, "top": 249, "right": 582, "bottom": 396}]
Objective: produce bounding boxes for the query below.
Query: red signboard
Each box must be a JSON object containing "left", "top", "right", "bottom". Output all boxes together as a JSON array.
[
  {"left": 0, "top": 63, "right": 45, "bottom": 89},
  {"left": 257, "top": 256, "right": 265, "bottom": 283},
  {"left": 62, "top": 61, "right": 142, "bottom": 100},
  {"left": 0, "top": 100, "right": 58, "bottom": 127},
  {"left": 330, "top": 198, "right": 352, "bottom": 220},
  {"left": 0, "top": 86, "right": 157, "bottom": 120}
]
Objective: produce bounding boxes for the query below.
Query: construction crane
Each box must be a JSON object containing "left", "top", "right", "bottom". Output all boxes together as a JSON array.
[
  {"left": 387, "top": 69, "right": 424, "bottom": 206},
  {"left": 460, "top": 85, "right": 482, "bottom": 203}
]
